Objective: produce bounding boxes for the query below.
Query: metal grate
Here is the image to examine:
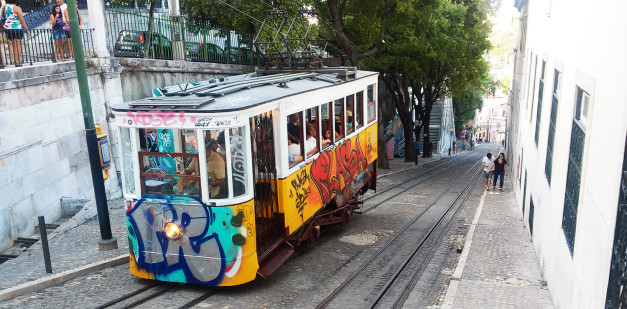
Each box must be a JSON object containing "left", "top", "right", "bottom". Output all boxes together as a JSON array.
[
  {"left": 251, "top": 113, "right": 283, "bottom": 260},
  {"left": 529, "top": 196, "right": 535, "bottom": 236},
  {"left": 534, "top": 60, "right": 546, "bottom": 146},
  {"left": 545, "top": 71, "right": 560, "bottom": 184},
  {"left": 605, "top": 137, "right": 627, "bottom": 309},
  {"left": 562, "top": 120, "right": 585, "bottom": 256}
]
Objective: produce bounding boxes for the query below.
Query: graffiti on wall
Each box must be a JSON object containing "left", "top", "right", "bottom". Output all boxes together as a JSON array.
[{"left": 126, "top": 196, "right": 254, "bottom": 286}]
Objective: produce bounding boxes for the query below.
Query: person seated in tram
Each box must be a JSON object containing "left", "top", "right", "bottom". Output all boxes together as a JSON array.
[
  {"left": 322, "top": 120, "right": 332, "bottom": 143},
  {"left": 288, "top": 139, "right": 303, "bottom": 164},
  {"left": 287, "top": 113, "right": 301, "bottom": 144},
  {"left": 305, "top": 123, "right": 319, "bottom": 157},
  {"left": 185, "top": 138, "right": 227, "bottom": 198}
]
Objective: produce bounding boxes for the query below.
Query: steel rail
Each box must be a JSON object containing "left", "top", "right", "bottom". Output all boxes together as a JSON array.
[
  {"left": 177, "top": 289, "right": 219, "bottom": 309},
  {"left": 361, "top": 150, "right": 485, "bottom": 214},
  {"left": 376, "top": 169, "right": 483, "bottom": 308},
  {"left": 315, "top": 149, "right": 491, "bottom": 308}
]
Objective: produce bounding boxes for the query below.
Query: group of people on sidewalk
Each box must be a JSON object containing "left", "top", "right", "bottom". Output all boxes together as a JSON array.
[
  {"left": 1, "top": 0, "right": 81, "bottom": 66},
  {"left": 481, "top": 152, "right": 508, "bottom": 191}
]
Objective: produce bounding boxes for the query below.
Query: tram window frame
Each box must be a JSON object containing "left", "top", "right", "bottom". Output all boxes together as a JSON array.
[
  {"left": 305, "top": 107, "right": 320, "bottom": 159},
  {"left": 356, "top": 91, "right": 364, "bottom": 130},
  {"left": 334, "top": 98, "right": 345, "bottom": 142},
  {"left": 346, "top": 94, "right": 355, "bottom": 135},
  {"left": 137, "top": 128, "right": 202, "bottom": 199},
  {"left": 367, "top": 84, "right": 377, "bottom": 123},
  {"left": 203, "top": 129, "right": 230, "bottom": 200},
  {"left": 321, "top": 102, "right": 333, "bottom": 150},
  {"left": 287, "top": 111, "right": 305, "bottom": 168}
]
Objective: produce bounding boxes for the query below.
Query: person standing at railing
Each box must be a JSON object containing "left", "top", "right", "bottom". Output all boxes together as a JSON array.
[
  {"left": 2, "top": 0, "right": 28, "bottom": 67},
  {"left": 50, "top": 3, "right": 66, "bottom": 61},
  {"left": 57, "top": 0, "right": 80, "bottom": 59}
]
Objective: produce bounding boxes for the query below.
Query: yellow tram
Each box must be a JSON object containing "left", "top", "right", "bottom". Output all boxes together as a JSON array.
[{"left": 112, "top": 69, "right": 379, "bottom": 286}]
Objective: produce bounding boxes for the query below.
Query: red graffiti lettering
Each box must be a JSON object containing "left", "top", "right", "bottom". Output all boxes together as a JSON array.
[
  {"left": 310, "top": 152, "right": 340, "bottom": 205},
  {"left": 126, "top": 111, "right": 195, "bottom": 127}
]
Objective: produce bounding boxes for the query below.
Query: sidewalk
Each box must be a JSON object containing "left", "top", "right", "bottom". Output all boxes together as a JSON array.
[
  {"left": 0, "top": 198, "right": 128, "bottom": 301},
  {"left": 441, "top": 186, "right": 554, "bottom": 308}
]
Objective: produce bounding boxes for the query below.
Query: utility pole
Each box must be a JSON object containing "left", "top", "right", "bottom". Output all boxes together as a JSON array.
[{"left": 66, "top": 0, "right": 117, "bottom": 250}]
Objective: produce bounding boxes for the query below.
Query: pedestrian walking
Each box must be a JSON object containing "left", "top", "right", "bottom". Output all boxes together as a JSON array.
[
  {"left": 452, "top": 141, "right": 456, "bottom": 154},
  {"left": 481, "top": 152, "right": 495, "bottom": 191},
  {"left": 490, "top": 153, "right": 508, "bottom": 191}
]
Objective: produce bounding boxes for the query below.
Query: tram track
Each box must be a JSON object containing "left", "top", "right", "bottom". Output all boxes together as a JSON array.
[
  {"left": 316, "top": 148, "right": 492, "bottom": 309},
  {"left": 93, "top": 282, "right": 217, "bottom": 309},
  {"left": 360, "top": 149, "right": 484, "bottom": 214}
]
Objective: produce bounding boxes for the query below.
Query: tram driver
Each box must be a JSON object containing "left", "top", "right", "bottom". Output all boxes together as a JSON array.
[{"left": 185, "top": 138, "right": 227, "bottom": 198}]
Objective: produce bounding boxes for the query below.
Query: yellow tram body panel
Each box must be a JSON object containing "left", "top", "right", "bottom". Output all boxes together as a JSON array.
[
  {"left": 278, "top": 123, "right": 378, "bottom": 234},
  {"left": 126, "top": 198, "right": 259, "bottom": 286}
]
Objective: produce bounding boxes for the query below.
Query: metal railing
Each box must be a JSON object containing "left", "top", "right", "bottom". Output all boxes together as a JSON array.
[
  {"left": 0, "top": 28, "right": 95, "bottom": 68},
  {"left": 105, "top": 9, "right": 261, "bottom": 66},
  {"left": 22, "top": 0, "right": 87, "bottom": 29}
]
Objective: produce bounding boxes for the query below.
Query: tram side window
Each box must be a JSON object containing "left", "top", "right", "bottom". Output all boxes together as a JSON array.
[
  {"left": 120, "top": 128, "right": 136, "bottom": 195},
  {"left": 367, "top": 84, "right": 376, "bottom": 123},
  {"left": 321, "top": 102, "right": 333, "bottom": 149},
  {"left": 305, "top": 107, "right": 320, "bottom": 158},
  {"left": 138, "top": 128, "right": 200, "bottom": 198},
  {"left": 356, "top": 91, "right": 364, "bottom": 130},
  {"left": 287, "top": 112, "right": 304, "bottom": 167},
  {"left": 182, "top": 129, "right": 198, "bottom": 153},
  {"left": 346, "top": 94, "right": 355, "bottom": 135},
  {"left": 204, "top": 129, "right": 229, "bottom": 199},
  {"left": 334, "top": 98, "right": 345, "bottom": 141}
]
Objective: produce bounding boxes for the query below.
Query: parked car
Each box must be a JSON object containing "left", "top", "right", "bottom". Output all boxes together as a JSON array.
[
  {"left": 113, "top": 30, "right": 173, "bottom": 60},
  {"left": 228, "top": 47, "right": 263, "bottom": 65},
  {"left": 185, "top": 42, "right": 228, "bottom": 63}
]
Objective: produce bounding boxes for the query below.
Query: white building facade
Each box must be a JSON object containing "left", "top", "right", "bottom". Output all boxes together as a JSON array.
[{"left": 508, "top": 0, "right": 627, "bottom": 308}]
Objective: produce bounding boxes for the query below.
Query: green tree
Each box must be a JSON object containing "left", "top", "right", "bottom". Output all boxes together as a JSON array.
[{"left": 368, "top": 0, "right": 492, "bottom": 159}]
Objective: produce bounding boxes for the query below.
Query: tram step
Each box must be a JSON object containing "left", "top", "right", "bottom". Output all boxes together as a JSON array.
[{"left": 257, "top": 242, "right": 294, "bottom": 279}]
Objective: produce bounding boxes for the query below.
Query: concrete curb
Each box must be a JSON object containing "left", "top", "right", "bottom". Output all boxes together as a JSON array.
[
  {"left": 0, "top": 254, "right": 128, "bottom": 301},
  {"left": 46, "top": 200, "right": 98, "bottom": 243},
  {"left": 441, "top": 190, "right": 487, "bottom": 308}
]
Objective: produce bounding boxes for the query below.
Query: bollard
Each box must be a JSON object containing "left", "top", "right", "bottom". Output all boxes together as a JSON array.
[{"left": 38, "top": 216, "right": 53, "bottom": 273}]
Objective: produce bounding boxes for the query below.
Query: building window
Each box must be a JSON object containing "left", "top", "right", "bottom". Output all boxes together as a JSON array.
[
  {"left": 545, "top": 70, "right": 560, "bottom": 184},
  {"left": 562, "top": 86, "right": 589, "bottom": 256},
  {"left": 534, "top": 60, "right": 546, "bottom": 146},
  {"left": 529, "top": 56, "right": 538, "bottom": 122}
]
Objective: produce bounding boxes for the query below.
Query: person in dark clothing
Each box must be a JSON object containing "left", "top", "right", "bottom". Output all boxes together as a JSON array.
[{"left": 490, "top": 153, "right": 508, "bottom": 191}]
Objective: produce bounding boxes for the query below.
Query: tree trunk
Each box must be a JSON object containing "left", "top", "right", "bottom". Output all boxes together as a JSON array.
[{"left": 144, "top": 1, "right": 156, "bottom": 58}]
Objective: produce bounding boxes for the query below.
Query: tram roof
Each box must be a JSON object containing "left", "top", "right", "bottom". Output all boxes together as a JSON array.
[{"left": 111, "top": 69, "right": 378, "bottom": 113}]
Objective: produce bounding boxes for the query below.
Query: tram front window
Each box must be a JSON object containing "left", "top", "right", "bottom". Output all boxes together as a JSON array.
[
  {"left": 138, "top": 128, "right": 200, "bottom": 198},
  {"left": 135, "top": 127, "right": 250, "bottom": 201},
  {"left": 204, "top": 129, "right": 228, "bottom": 199}
]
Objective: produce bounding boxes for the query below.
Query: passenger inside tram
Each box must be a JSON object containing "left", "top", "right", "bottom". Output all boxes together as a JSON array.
[
  {"left": 305, "top": 123, "right": 319, "bottom": 157},
  {"left": 184, "top": 138, "right": 227, "bottom": 199}
]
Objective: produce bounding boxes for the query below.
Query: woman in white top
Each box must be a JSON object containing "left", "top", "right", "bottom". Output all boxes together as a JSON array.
[{"left": 305, "top": 123, "right": 319, "bottom": 157}]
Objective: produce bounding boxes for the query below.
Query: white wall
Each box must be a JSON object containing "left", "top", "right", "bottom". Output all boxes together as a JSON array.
[{"left": 510, "top": 0, "right": 627, "bottom": 308}]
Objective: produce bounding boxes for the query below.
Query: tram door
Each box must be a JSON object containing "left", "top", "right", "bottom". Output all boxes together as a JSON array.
[{"left": 251, "top": 112, "right": 283, "bottom": 261}]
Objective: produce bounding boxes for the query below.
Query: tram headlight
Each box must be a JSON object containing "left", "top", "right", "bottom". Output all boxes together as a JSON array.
[{"left": 164, "top": 222, "right": 183, "bottom": 240}]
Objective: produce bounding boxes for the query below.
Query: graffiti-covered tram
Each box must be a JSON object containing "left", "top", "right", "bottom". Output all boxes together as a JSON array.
[{"left": 112, "top": 69, "right": 379, "bottom": 286}]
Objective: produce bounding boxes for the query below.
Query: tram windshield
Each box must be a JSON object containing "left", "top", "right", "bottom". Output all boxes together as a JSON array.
[{"left": 130, "top": 127, "right": 249, "bottom": 201}]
